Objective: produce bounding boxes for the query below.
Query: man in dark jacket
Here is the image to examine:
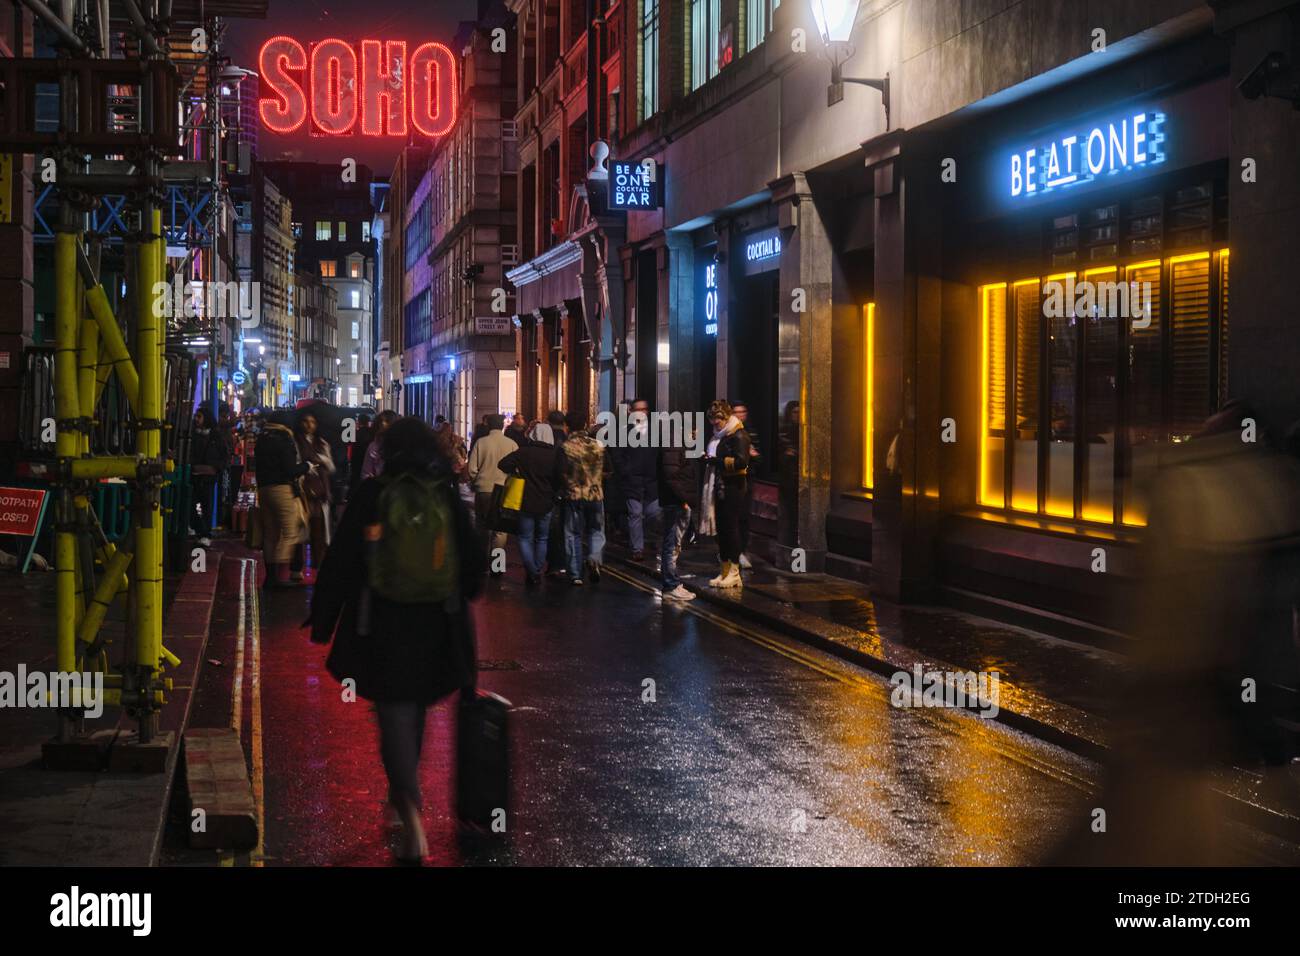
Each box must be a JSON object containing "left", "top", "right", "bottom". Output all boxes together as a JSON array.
[
  {"left": 615, "top": 398, "right": 660, "bottom": 560},
  {"left": 545, "top": 410, "right": 569, "bottom": 577},
  {"left": 658, "top": 435, "right": 701, "bottom": 600},
  {"left": 189, "top": 407, "right": 229, "bottom": 546},
  {"left": 308, "top": 416, "right": 485, "bottom": 863},
  {"left": 499, "top": 423, "right": 566, "bottom": 586}
]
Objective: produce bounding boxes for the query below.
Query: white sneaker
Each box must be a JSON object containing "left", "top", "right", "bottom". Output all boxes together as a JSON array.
[
  {"left": 708, "top": 572, "right": 726, "bottom": 587},
  {"left": 717, "top": 568, "right": 743, "bottom": 589},
  {"left": 664, "top": 585, "right": 696, "bottom": 601},
  {"left": 738, "top": 553, "right": 752, "bottom": 570}
]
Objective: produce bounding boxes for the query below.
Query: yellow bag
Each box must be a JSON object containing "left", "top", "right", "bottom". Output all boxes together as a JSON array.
[{"left": 501, "top": 474, "right": 525, "bottom": 512}]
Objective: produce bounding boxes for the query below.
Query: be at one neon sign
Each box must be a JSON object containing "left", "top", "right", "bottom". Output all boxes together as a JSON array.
[
  {"left": 258, "top": 36, "right": 457, "bottom": 138},
  {"left": 1008, "top": 110, "right": 1166, "bottom": 198}
]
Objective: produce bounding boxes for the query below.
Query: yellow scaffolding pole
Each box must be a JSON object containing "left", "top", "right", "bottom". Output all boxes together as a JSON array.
[
  {"left": 53, "top": 232, "right": 81, "bottom": 683},
  {"left": 134, "top": 209, "right": 164, "bottom": 680}
]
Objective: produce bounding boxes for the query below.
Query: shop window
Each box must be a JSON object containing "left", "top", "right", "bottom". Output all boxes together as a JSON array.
[
  {"left": 979, "top": 248, "right": 1229, "bottom": 529},
  {"left": 1012, "top": 280, "right": 1040, "bottom": 511}
]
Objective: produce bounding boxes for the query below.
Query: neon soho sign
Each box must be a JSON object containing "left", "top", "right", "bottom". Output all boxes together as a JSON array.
[
  {"left": 258, "top": 36, "right": 457, "bottom": 137},
  {"left": 1009, "top": 110, "right": 1166, "bottom": 198}
]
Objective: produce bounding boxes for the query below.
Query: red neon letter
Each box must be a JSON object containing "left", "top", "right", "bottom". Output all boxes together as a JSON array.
[
  {"left": 310, "top": 38, "right": 359, "bottom": 135},
  {"left": 361, "top": 40, "right": 408, "bottom": 137},
  {"left": 258, "top": 36, "right": 307, "bottom": 133},
  {"left": 410, "top": 42, "right": 456, "bottom": 138}
]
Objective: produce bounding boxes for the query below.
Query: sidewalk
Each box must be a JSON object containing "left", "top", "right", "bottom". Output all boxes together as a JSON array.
[
  {"left": 0, "top": 551, "right": 222, "bottom": 866},
  {"left": 605, "top": 537, "right": 1300, "bottom": 842}
]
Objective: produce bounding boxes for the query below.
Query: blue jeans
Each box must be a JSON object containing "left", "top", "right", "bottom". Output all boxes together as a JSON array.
[
  {"left": 565, "top": 499, "right": 605, "bottom": 578},
  {"left": 660, "top": 504, "right": 690, "bottom": 588},
  {"left": 517, "top": 508, "right": 552, "bottom": 576},
  {"left": 626, "top": 494, "right": 660, "bottom": 552}
]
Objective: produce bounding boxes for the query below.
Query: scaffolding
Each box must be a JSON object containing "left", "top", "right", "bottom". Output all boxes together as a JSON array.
[{"left": 1, "top": 0, "right": 264, "bottom": 745}]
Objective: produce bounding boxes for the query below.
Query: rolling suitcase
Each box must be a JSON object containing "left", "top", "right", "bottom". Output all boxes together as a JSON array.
[{"left": 456, "top": 689, "right": 511, "bottom": 831}]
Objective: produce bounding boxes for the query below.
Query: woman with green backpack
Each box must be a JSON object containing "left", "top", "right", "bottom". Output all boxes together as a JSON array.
[{"left": 308, "top": 417, "right": 486, "bottom": 863}]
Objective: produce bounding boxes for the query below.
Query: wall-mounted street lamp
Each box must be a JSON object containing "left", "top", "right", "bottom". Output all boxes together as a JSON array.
[{"left": 811, "top": 0, "right": 889, "bottom": 123}]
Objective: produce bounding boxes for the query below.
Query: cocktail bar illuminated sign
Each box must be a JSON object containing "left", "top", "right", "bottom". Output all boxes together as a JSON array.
[
  {"left": 702, "top": 260, "right": 719, "bottom": 336},
  {"left": 1008, "top": 110, "right": 1165, "bottom": 198},
  {"left": 258, "top": 36, "right": 457, "bottom": 138}
]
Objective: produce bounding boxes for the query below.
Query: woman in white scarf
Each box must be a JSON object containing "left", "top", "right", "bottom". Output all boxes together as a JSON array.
[{"left": 700, "top": 400, "right": 751, "bottom": 588}]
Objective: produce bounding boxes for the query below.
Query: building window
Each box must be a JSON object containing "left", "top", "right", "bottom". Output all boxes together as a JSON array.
[
  {"left": 351, "top": 353, "right": 359, "bottom": 374},
  {"left": 351, "top": 320, "right": 360, "bottom": 339},
  {"left": 337, "top": 221, "right": 348, "bottom": 241},
  {"left": 362, "top": 221, "right": 371, "bottom": 242},
  {"left": 315, "top": 220, "right": 331, "bottom": 240},
  {"left": 349, "top": 260, "right": 362, "bottom": 279},
  {"left": 745, "top": 0, "right": 779, "bottom": 53},
  {"left": 978, "top": 248, "right": 1229, "bottom": 528},
  {"left": 640, "top": 0, "right": 660, "bottom": 120},
  {"left": 689, "top": 0, "right": 721, "bottom": 90},
  {"left": 319, "top": 260, "right": 337, "bottom": 277},
  {"left": 351, "top": 289, "right": 360, "bottom": 308}
]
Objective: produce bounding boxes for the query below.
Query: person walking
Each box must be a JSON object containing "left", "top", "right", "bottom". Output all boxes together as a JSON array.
[
  {"left": 614, "top": 398, "right": 660, "bottom": 561},
  {"left": 255, "top": 417, "right": 310, "bottom": 588},
  {"left": 466, "top": 412, "right": 516, "bottom": 575},
  {"left": 189, "top": 407, "right": 229, "bottom": 548},
  {"left": 700, "top": 400, "right": 750, "bottom": 589},
  {"left": 307, "top": 416, "right": 485, "bottom": 863},
  {"left": 361, "top": 410, "right": 399, "bottom": 482},
  {"left": 348, "top": 413, "right": 374, "bottom": 500},
  {"left": 731, "top": 401, "right": 758, "bottom": 570},
  {"left": 294, "top": 411, "right": 336, "bottom": 575},
  {"left": 545, "top": 410, "right": 569, "bottom": 576},
  {"left": 504, "top": 413, "right": 528, "bottom": 446},
  {"left": 658, "top": 425, "right": 701, "bottom": 601},
  {"left": 498, "top": 422, "right": 565, "bottom": 587},
  {"left": 561, "top": 410, "right": 608, "bottom": 586}
]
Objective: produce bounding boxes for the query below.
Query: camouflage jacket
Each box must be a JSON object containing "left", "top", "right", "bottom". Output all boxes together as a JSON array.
[{"left": 562, "top": 432, "right": 606, "bottom": 501}]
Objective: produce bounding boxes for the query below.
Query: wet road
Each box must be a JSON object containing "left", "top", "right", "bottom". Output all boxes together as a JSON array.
[{"left": 167, "top": 550, "right": 1107, "bottom": 866}]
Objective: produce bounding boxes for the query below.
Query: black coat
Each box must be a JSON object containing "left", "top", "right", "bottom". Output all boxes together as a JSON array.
[
  {"left": 658, "top": 446, "right": 700, "bottom": 509},
  {"left": 254, "top": 423, "right": 308, "bottom": 488},
  {"left": 499, "top": 441, "right": 565, "bottom": 515},
  {"left": 712, "top": 428, "right": 752, "bottom": 500},
  {"left": 615, "top": 443, "right": 659, "bottom": 501},
  {"left": 309, "top": 466, "right": 486, "bottom": 704}
]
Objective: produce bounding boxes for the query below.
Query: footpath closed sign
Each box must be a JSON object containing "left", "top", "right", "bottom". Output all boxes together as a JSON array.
[{"left": 0, "top": 487, "right": 46, "bottom": 536}]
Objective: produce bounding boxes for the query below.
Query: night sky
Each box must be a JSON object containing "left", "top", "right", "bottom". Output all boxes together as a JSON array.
[{"left": 224, "top": 0, "right": 480, "bottom": 176}]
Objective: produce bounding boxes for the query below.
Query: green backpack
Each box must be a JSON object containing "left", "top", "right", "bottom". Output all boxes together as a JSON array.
[{"left": 365, "top": 472, "right": 459, "bottom": 604}]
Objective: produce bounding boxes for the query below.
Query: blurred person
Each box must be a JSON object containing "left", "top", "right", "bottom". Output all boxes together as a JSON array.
[
  {"left": 294, "top": 411, "right": 336, "bottom": 576},
  {"left": 255, "top": 416, "right": 310, "bottom": 588},
  {"left": 498, "top": 422, "right": 565, "bottom": 587},
  {"left": 189, "top": 407, "right": 229, "bottom": 548},
  {"left": 308, "top": 416, "right": 485, "bottom": 863},
  {"left": 469, "top": 414, "right": 491, "bottom": 451},
  {"left": 466, "top": 413, "right": 515, "bottom": 575},
  {"left": 561, "top": 410, "right": 608, "bottom": 586},
  {"left": 614, "top": 398, "right": 660, "bottom": 561},
  {"left": 1051, "top": 401, "right": 1300, "bottom": 865},
  {"left": 732, "top": 401, "right": 759, "bottom": 570},
  {"left": 360, "top": 410, "right": 399, "bottom": 482},
  {"left": 658, "top": 421, "right": 701, "bottom": 601},
  {"left": 700, "top": 400, "right": 750, "bottom": 589}
]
